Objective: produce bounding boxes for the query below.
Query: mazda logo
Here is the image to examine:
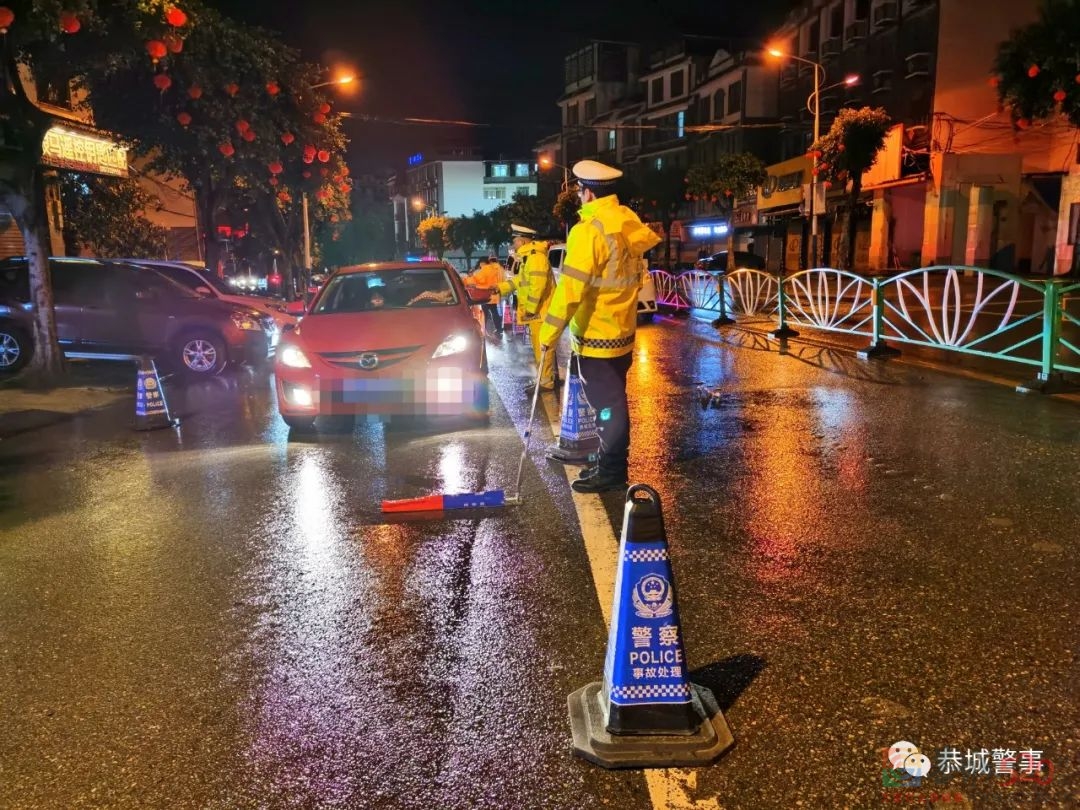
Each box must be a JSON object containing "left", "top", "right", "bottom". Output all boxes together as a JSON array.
[{"left": 358, "top": 352, "right": 379, "bottom": 370}]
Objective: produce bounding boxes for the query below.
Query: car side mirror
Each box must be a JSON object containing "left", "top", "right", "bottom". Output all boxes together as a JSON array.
[
  {"left": 466, "top": 287, "right": 491, "bottom": 305},
  {"left": 194, "top": 285, "right": 213, "bottom": 297},
  {"left": 285, "top": 300, "right": 306, "bottom": 316}
]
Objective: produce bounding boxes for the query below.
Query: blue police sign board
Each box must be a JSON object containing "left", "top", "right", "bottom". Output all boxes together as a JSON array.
[
  {"left": 135, "top": 368, "right": 167, "bottom": 418},
  {"left": 560, "top": 372, "right": 596, "bottom": 443}
]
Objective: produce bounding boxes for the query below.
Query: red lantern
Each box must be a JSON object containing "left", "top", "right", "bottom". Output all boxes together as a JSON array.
[
  {"left": 177, "top": 111, "right": 192, "bottom": 127},
  {"left": 163, "top": 33, "right": 182, "bottom": 53},
  {"left": 318, "top": 102, "right": 331, "bottom": 115},
  {"left": 269, "top": 177, "right": 278, "bottom": 186},
  {"left": 242, "top": 129, "right": 256, "bottom": 142},
  {"left": 313, "top": 113, "right": 327, "bottom": 124},
  {"left": 219, "top": 142, "right": 235, "bottom": 157},
  {"left": 331, "top": 215, "right": 340, "bottom": 223},
  {"left": 315, "top": 189, "right": 329, "bottom": 201},
  {"left": 340, "top": 166, "right": 349, "bottom": 176},
  {"left": 153, "top": 74, "right": 173, "bottom": 92},
  {"left": 1076, "top": 74, "right": 1080, "bottom": 85},
  {"left": 1017, "top": 117, "right": 1031, "bottom": 130},
  {"left": 225, "top": 82, "right": 239, "bottom": 97},
  {"left": 838, "top": 143, "right": 846, "bottom": 152},
  {"left": 1027, "top": 64, "right": 1040, "bottom": 78},
  {"left": 165, "top": 6, "right": 188, "bottom": 27},
  {"left": 268, "top": 161, "right": 283, "bottom": 175},
  {"left": 317, "top": 150, "right": 330, "bottom": 163},
  {"left": 59, "top": 11, "right": 80, "bottom": 33},
  {"left": 0, "top": 7, "right": 14, "bottom": 33},
  {"left": 338, "top": 183, "right": 349, "bottom": 194},
  {"left": 1054, "top": 89, "right": 1067, "bottom": 103},
  {"left": 235, "top": 119, "right": 250, "bottom": 134},
  {"left": 278, "top": 191, "right": 291, "bottom": 203},
  {"left": 988, "top": 76, "right": 1000, "bottom": 88},
  {"left": 280, "top": 132, "right": 295, "bottom": 145},
  {"left": 302, "top": 171, "right": 311, "bottom": 178},
  {"left": 146, "top": 40, "right": 167, "bottom": 62},
  {"left": 303, "top": 155, "right": 314, "bottom": 164},
  {"left": 266, "top": 82, "right": 280, "bottom": 96},
  {"left": 188, "top": 84, "right": 203, "bottom": 100},
  {"left": 724, "top": 189, "right": 733, "bottom": 197},
  {"left": 823, "top": 180, "right": 833, "bottom": 190},
  {"left": 303, "top": 144, "right": 316, "bottom": 155}
]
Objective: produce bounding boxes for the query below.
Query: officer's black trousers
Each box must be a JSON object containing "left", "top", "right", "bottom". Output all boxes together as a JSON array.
[{"left": 578, "top": 352, "right": 633, "bottom": 478}]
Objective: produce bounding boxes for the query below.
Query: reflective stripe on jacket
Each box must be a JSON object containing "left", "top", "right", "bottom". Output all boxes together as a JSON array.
[
  {"left": 498, "top": 240, "right": 553, "bottom": 323},
  {"left": 538, "top": 195, "right": 661, "bottom": 358}
]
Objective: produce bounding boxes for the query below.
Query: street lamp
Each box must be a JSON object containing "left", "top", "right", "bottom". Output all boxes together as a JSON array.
[
  {"left": 310, "top": 75, "right": 356, "bottom": 90},
  {"left": 539, "top": 156, "right": 570, "bottom": 190},
  {"left": 767, "top": 47, "right": 827, "bottom": 266}
]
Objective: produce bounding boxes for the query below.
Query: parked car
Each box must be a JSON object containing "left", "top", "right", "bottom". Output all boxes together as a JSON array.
[
  {"left": 0, "top": 257, "right": 272, "bottom": 376},
  {"left": 127, "top": 260, "right": 295, "bottom": 346},
  {"left": 546, "top": 243, "right": 658, "bottom": 321},
  {"left": 694, "top": 251, "right": 766, "bottom": 272},
  {"left": 275, "top": 262, "right": 490, "bottom": 431}
]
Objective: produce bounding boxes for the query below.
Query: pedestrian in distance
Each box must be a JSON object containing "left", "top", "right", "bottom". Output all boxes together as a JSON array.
[
  {"left": 464, "top": 255, "right": 505, "bottom": 336},
  {"left": 539, "top": 160, "right": 661, "bottom": 494},
  {"left": 497, "top": 224, "right": 558, "bottom": 393}
]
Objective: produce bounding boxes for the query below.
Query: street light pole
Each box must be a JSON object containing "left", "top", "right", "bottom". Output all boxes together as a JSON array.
[{"left": 302, "top": 191, "right": 311, "bottom": 277}]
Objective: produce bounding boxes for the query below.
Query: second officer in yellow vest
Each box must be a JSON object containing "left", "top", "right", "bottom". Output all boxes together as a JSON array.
[
  {"left": 539, "top": 160, "right": 660, "bottom": 493},
  {"left": 498, "top": 223, "right": 557, "bottom": 392}
]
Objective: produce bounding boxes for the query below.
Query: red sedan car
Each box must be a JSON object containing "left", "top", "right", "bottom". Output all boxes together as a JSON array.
[{"left": 275, "top": 262, "right": 490, "bottom": 431}]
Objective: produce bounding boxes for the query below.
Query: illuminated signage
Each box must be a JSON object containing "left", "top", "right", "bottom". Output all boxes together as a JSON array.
[
  {"left": 690, "top": 223, "right": 729, "bottom": 239},
  {"left": 407, "top": 153, "right": 424, "bottom": 166},
  {"left": 757, "top": 156, "right": 810, "bottom": 210},
  {"left": 40, "top": 126, "right": 127, "bottom": 177}
]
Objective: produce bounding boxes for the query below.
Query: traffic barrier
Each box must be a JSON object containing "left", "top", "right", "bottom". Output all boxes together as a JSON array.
[
  {"left": 546, "top": 354, "right": 599, "bottom": 465},
  {"left": 133, "top": 355, "right": 179, "bottom": 431},
  {"left": 381, "top": 489, "right": 505, "bottom": 513},
  {"left": 568, "top": 485, "right": 733, "bottom": 769}
]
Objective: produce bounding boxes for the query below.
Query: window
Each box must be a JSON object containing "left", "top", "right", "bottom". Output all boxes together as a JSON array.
[
  {"left": 712, "top": 89, "right": 725, "bottom": 120},
  {"left": 677, "top": 110, "right": 685, "bottom": 138},
  {"left": 514, "top": 163, "right": 529, "bottom": 177},
  {"left": 483, "top": 187, "right": 506, "bottom": 200},
  {"left": 651, "top": 76, "right": 664, "bottom": 104},
  {"left": 806, "top": 20, "right": 820, "bottom": 53},
  {"left": 655, "top": 157, "right": 663, "bottom": 171},
  {"left": 727, "top": 80, "right": 743, "bottom": 115},
  {"left": 830, "top": 5, "right": 843, "bottom": 36},
  {"left": 516, "top": 186, "right": 531, "bottom": 197},
  {"left": 566, "top": 103, "right": 579, "bottom": 126},
  {"left": 855, "top": 0, "right": 870, "bottom": 19},
  {"left": 607, "top": 129, "right": 617, "bottom": 150},
  {"left": 491, "top": 163, "right": 509, "bottom": 177},
  {"left": 670, "top": 70, "right": 685, "bottom": 97},
  {"left": 624, "top": 127, "right": 639, "bottom": 147},
  {"left": 584, "top": 98, "right": 597, "bottom": 121}
]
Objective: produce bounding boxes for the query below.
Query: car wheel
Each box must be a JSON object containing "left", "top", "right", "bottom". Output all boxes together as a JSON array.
[
  {"left": 0, "top": 325, "right": 30, "bottom": 374},
  {"left": 282, "top": 414, "right": 317, "bottom": 432},
  {"left": 177, "top": 331, "right": 228, "bottom": 376}
]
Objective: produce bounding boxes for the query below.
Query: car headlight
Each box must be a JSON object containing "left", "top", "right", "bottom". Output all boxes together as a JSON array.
[
  {"left": 231, "top": 312, "right": 262, "bottom": 331},
  {"left": 432, "top": 334, "right": 469, "bottom": 359},
  {"left": 278, "top": 344, "right": 311, "bottom": 368}
]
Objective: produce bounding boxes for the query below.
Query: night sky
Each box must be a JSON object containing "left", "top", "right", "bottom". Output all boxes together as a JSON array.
[{"left": 213, "top": 0, "right": 796, "bottom": 173}]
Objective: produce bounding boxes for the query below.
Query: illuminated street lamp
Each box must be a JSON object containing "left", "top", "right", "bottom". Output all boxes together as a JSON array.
[
  {"left": 311, "top": 75, "right": 356, "bottom": 90},
  {"left": 767, "top": 46, "right": 829, "bottom": 265},
  {"left": 539, "top": 155, "right": 570, "bottom": 190}
]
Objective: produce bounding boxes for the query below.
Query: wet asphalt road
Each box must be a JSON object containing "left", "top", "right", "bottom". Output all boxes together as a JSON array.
[{"left": 1, "top": 317, "right": 1078, "bottom": 809}]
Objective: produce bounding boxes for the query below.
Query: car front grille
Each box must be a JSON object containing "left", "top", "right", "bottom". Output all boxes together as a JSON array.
[{"left": 316, "top": 345, "right": 421, "bottom": 371}]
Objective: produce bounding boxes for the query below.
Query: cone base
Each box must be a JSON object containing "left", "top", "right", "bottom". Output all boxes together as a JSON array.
[
  {"left": 134, "top": 417, "right": 180, "bottom": 432},
  {"left": 545, "top": 442, "right": 599, "bottom": 465},
  {"left": 567, "top": 681, "right": 733, "bottom": 770}
]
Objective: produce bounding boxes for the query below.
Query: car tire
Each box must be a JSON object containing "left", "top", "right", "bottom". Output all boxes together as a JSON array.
[
  {"left": 0, "top": 324, "right": 30, "bottom": 374},
  {"left": 282, "top": 414, "right": 317, "bottom": 432},
  {"left": 176, "top": 331, "right": 228, "bottom": 377}
]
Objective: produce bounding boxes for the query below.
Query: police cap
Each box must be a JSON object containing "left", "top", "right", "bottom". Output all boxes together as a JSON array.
[
  {"left": 572, "top": 159, "right": 623, "bottom": 191},
  {"left": 510, "top": 223, "right": 537, "bottom": 236}
]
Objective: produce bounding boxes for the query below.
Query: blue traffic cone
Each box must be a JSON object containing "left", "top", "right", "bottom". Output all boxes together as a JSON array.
[
  {"left": 567, "top": 484, "right": 733, "bottom": 769},
  {"left": 133, "top": 355, "right": 180, "bottom": 431},
  {"left": 546, "top": 354, "right": 599, "bottom": 465}
]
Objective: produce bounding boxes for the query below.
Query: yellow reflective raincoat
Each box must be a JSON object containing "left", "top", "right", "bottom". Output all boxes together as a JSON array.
[
  {"left": 538, "top": 195, "right": 661, "bottom": 358},
  {"left": 497, "top": 240, "right": 553, "bottom": 323},
  {"left": 464, "top": 260, "right": 504, "bottom": 305}
]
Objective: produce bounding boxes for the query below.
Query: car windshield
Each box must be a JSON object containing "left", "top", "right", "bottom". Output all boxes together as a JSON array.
[
  {"left": 120, "top": 264, "right": 201, "bottom": 298},
  {"left": 312, "top": 268, "right": 459, "bottom": 314},
  {"left": 144, "top": 263, "right": 219, "bottom": 295}
]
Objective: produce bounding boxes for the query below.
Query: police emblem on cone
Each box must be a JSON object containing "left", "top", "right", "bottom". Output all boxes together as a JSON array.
[
  {"left": 546, "top": 354, "right": 599, "bottom": 465},
  {"left": 133, "top": 355, "right": 180, "bottom": 431},
  {"left": 567, "top": 485, "right": 733, "bottom": 769}
]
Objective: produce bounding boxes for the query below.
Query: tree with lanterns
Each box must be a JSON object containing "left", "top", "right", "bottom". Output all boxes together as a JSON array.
[
  {"left": 809, "top": 106, "right": 892, "bottom": 269},
  {"left": 992, "top": 0, "right": 1080, "bottom": 129},
  {"left": 60, "top": 173, "right": 168, "bottom": 258},
  {"left": 627, "top": 165, "right": 686, "bottom": 269},
  {"left": 416, "top": 215, "right": 451, "bottom": 259},
  {"left": 552, "top": 187, "right": 580, "bottom": 232},
  {"left": 685, "top": 153, "right": 766, "bottom": 258}
]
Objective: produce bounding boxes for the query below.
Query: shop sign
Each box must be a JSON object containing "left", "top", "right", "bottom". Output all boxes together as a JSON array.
[
  {"left": 757, "top": 156, "right": 810, "bottom": 210},
  {"left": 40, "top": 126, "right": 127, "bottom": 177}
]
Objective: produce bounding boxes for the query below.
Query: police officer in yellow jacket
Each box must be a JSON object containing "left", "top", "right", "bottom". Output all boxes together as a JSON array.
[
  {"left": 464, "top": 255, "right": 505, "bottom": 335},
  {"left": 498, "top": 224, "right": 557, "bottom": 392},
  {"left": 539, "top": 160, "right": 661, "bottom": 493}
]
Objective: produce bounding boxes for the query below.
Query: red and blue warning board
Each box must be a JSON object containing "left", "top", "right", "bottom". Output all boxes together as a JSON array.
[
  {"left": 602, "top": 539, "right": 693, "bottom": 707},
  {"left": 135, "top": 368, "right": 167, "bottom": 417}
]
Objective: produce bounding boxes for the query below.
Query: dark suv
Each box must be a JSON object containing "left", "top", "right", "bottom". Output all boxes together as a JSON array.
[
  {"left": 694, "top": 251, "right": 766, "bottom": 272},
  {"left": 0, "top": 258, "right": 272, "bottom": 376}
]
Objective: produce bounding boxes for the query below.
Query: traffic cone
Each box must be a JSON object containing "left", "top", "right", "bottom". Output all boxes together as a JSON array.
[
  {"left": 568, "top": 485, "right": 733, "bottom": 769},
  {"left": 546, "top": 354, "right": 599, "bottom": 465},
  {"left": 502, "top": 299, "right": 514, "bottom": 331},
  {"left": 133, "top": 355, "right": 180, "bottom": 431}
]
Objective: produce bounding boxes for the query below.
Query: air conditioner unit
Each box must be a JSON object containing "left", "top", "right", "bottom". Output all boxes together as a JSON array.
[
  {"left": 872, "top": 2, "right": 898, "bottom": 28},
  {"left": 820, "top": 37, "right": 841, "bottom": 61},
  {"left": 905, "top": 52, "right": 931, "bottom": 78},
  {"left": 845, "top": 20, "right": 869, "bottom": 43}
]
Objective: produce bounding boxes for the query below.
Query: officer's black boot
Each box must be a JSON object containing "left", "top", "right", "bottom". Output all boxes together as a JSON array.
[{"left": 571, "top": 469, "right": 627, "bottom": 494}]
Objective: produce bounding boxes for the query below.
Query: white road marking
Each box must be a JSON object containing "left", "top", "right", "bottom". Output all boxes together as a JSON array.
[{"left": 538, "top": 395, "right": 722, "bottom": 810}]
